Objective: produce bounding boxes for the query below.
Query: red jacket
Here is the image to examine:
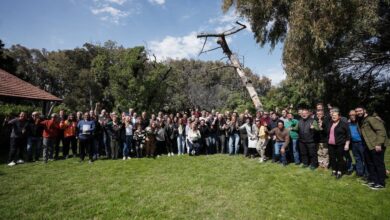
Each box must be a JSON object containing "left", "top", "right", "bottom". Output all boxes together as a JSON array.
[
  {"left": 60, "top": 120, "right": 77, "bottom": 137},
  {"left": 40, "top": 119, "right": 60, "bottom": 138}
]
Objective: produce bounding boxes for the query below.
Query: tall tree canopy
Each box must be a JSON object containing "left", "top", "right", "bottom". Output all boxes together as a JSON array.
[
  {"left": 224, "top": 0, "right": 390, "bottom": 123},
  {"left": 0, "top": 40, "right": 271, "bottom": 114}
]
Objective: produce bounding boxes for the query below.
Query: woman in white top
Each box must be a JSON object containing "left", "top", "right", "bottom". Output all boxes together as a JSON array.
[
  {"left": 239, "top": 117, "right": 258, "bottom": 157},
  {"left": 187, "top": 122, "right": 201, "bottom": 156},
  {"left": 122, "top": 116, "right": 133, "bottom": 160}
]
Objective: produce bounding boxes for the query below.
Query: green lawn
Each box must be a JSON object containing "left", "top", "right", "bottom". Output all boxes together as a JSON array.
[{"left": 0, "top": 152, "right": 389, "bottom": 219}]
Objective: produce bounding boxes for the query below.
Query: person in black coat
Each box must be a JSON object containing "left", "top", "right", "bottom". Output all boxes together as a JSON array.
[{"left": 326, "top": 111, "right": 351, "bottom": 179}]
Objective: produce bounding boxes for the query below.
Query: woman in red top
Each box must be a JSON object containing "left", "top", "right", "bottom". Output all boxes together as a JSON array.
[{"left": 60, "top": 114, "right": 78, "bottom": 159}]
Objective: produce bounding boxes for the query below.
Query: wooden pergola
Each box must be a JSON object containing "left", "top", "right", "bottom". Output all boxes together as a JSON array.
[{"left": 0, "top": 68, "right": 62, "bottom": 115}]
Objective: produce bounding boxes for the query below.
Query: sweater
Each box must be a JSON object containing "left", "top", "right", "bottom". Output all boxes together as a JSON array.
[
  {"left": 40, "top": 119, "right": 60, "bottom": 139},
  {"left": 269, "top": 127, "right": 290, "bottom": 149},
  {"left": 77, "top": 120, "right": 96, "bottom": 140},
  {"left": 284, "top": 119, "right": 298, "bottom": 140}
]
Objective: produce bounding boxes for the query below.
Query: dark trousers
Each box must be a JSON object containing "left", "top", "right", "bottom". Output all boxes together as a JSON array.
[
  {"left": 156, "top": 140, "right": 166, "bottom": 155},
  {"left": 188, "top": 140, "right": 201, "bottom": 155},
  {"left": 135, "top": 140, "right": 143, "bottom": 158},
  {"left": 63, "top": 136, "right": 77, "bottom": 157},
  {"left": 79, "top": 138, "right": 93, "bottom": 161},
  {"left": 241, "top": 135, "right": 249, "bottom": 157},
  {"left": 8, "top": 137, "right": 26, "bottom": 163},
  {"left": 218, "top": 135, "right": 225, "bottom": 153},
  {"left": 344, "top": 150, "right": 353, "bottom": 172},
  {"left": 54, "top": 134, "right": 64, "bottom": 159},
  {"left": 103, "top": 132, "right": 111, "bottom": 158},
  {"left": 299, "top": 141, "right": 318, "bottom": 167},
  {"left": 364, "top": 146, "right": 386, "bottom": 186},
  {"left": 267, "top": 139, "right": 275, "bottom": 160},
  {"left": 166, "top": 139, "right": 174, "bottom": 154},
  {"left": 328, "top": 144, "right": 346, "bottom": 173}
]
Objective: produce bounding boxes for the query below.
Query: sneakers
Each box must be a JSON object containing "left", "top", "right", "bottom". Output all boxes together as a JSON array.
[
  {"left": 362, "top": 181, "right": 375, "bottom": 187},
  {"left": 88, "top": 160, "right": 93, "bottom": 164},
  {"left": 7, "top": 161, "right": 16, "bottom": 167},
  {"left": 369, "top": 184, "right": 385, "bottom": 190},
  {"left": 16, "top": 159, "right": 24, "bottom": 164},
  {"left": 258, "top": 158, "right": 264, "bottom": 163},
  {"left": 123, "top": 156, "right": 126, "bottom": 160}
]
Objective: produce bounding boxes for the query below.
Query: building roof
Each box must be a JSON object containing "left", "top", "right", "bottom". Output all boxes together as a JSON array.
[{"left": 0, "top": 68, "right": 62, "bottom": 102}]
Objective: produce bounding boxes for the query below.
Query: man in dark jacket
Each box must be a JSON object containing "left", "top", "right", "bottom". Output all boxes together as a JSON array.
[
  {"left": 27, "top": 112, "right": 43, "bottom": 162},
  {"left": 356, "top": 106, "right": 389, "bottom": 189},
  {"left": 6, "top": 112, "right": 29, "bottom": 166},
  {"left": 294, "top": 109, "right": 320, "bottom": 169}
]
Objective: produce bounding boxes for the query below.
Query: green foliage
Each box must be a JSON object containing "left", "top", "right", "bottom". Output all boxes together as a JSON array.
[
  {"left": 1, "top": 40, "right": 271, "bottom": 114},
  {"left": 224, "top": 0, "right": 390, "bottom": 124},
  {"left": 0, "top": 104, "right": 40, "bottom": 117}
]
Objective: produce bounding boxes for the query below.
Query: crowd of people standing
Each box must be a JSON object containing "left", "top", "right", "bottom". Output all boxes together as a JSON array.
[{"left": 3, "top": 103, "right": 389, "bottom": 190}]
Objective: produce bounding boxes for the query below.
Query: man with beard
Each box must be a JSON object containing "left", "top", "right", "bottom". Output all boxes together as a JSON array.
[{"left": 356, "top": 106, "right": 389, "bottom": 189}]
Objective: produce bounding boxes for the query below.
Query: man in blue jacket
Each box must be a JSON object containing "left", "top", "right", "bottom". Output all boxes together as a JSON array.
[{"left": 77, "top": 112, "right": 96, "bottom": 163}]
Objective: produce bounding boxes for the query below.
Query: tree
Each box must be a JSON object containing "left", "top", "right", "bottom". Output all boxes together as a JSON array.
[{"left": 224, "top": 0, "right": 390, "bottom": 122}]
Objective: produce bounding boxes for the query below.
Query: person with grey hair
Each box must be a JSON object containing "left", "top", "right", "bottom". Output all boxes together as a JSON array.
[{"left": 329, "top": 107, "right": 353, "bottom": 173}]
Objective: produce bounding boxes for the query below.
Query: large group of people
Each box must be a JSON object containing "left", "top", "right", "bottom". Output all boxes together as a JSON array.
[{"left": 3, "top": 103, "right": 389, "bottom": 190}]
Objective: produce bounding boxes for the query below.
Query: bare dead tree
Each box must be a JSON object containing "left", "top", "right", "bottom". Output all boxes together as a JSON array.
[{"left": 197, "top": 21, "right": 264, "bottom": 111}]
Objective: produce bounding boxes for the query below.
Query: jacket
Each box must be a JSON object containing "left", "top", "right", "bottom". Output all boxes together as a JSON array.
[
  {"left": 8, "top": 118, "right": 29, "bottom": 138},
  {"left": 284, "top": 119, "right": 298, "bottom": 140},
  {"left": 60, "top": 120, "right": 77, "bottom": 138},
  {"left": 269, "top": 127, "right": 290, "bottom": 149},
  {"left": 106, "top": 121, "right": 122, "bottom": 141},
  {"left": 326, "top": 120, "right": 350, "bottom": 146},
  {"left": 359, "top": 116, "right": 390, "bottom": 150},
  {"left": 77, "top": 120, "right": 96, "bottom": 140},
  {"left": 294, "top": 118, "right": 319, "bottom": 143},
  {"left": 40, "top": 119, "right": 60, "bottom": 139}
]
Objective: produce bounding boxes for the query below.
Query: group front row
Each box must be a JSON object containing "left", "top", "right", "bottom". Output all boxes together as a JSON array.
[{"left": 4, "top": 105, "right": 389, "bottom": 190}]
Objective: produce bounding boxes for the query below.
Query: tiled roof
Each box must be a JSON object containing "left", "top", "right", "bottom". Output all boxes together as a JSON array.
[{"left": 0, "top": 68, "right": 62, "bottom": 102}]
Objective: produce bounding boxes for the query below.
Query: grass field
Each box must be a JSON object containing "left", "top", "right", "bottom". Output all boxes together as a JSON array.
[{"left": 0, "top": 152, "right": 389, "bottom": 219}]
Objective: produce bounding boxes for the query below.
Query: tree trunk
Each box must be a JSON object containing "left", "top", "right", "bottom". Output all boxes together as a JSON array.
[{"left": 217, "top": 37, "right": 263, "bottom": 112}]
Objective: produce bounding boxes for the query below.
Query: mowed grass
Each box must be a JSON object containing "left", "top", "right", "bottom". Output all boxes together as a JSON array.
[{"left": 0, "top": 151, "right": 389, "bottom": 219}]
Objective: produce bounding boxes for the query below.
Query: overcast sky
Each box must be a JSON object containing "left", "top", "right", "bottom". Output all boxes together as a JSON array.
[{"left": 0, "top": 0, "right": 285, "bottom": 84}]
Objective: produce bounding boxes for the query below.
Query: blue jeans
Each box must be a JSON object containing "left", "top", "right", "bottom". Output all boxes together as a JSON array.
[
  {"left": 344, "top": 150, "right": 353, "bottom": 172},
  {"left": 177, "top": 135, "right": 185, "bottom": 154},
  {"left": 274, "top": 142, "right": 287, "bottom": 164},
  {"left": 123, "top": 135, "right": 133, "bottom": 157},
  {"left": 228, "top": 133, "right": 240, "bottom": 155},
  {"left": 187, "top": 140, "right": 200, "bottom": 155},
  {"left": 27, "top": 137, "right": 42, "bottom": 161},
  {"left": 291, "top": 139, "right": 300, "bottom": 164},
  {"left": 351, "top": 141, "right": 367, "bottom": 176}
]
